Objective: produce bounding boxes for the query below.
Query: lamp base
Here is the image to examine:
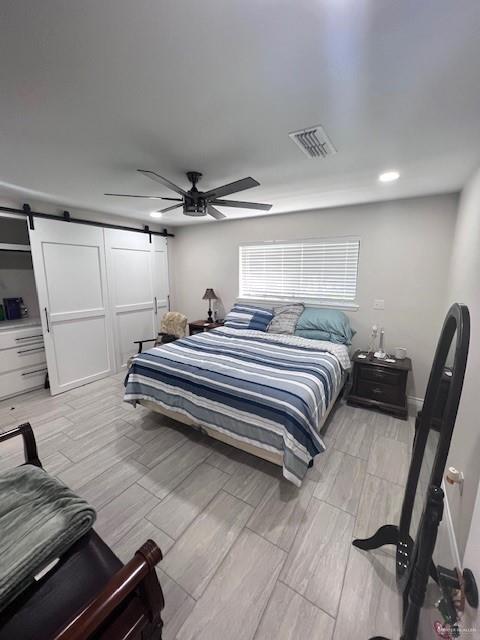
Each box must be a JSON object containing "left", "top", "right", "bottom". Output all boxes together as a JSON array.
[{"left": 207, "top": 309, "right": 213, "bottom": 323}]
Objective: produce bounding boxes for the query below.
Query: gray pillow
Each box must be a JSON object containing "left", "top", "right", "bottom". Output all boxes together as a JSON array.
[{"left": 267, "top": 303, "right": 305, "bottom": 334}]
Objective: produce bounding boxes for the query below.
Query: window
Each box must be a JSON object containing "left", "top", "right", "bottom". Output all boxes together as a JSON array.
[{"left": 239, "top": 238, "right": 360, "bottom": 307}]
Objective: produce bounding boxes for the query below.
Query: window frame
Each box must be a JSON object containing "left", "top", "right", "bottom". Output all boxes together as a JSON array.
[{"left": 238, "top": 236, "right": 360, "bottom": 311}]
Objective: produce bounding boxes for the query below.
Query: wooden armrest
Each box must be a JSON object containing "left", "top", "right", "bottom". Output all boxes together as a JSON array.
[
  {"left": 52, "top": 540, "right": 164, "bottom": 640},
  {"left": 0, "top": 422, "right": 42, "bottom": 468}
]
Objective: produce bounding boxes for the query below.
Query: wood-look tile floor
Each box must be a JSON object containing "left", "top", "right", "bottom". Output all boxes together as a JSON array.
[{"left": 0, "top": 375, "right": 415, "bottom": 640}]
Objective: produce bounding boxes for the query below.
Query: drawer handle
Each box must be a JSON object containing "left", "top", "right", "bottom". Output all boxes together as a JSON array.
[
  {"left": 372, "top": 387, "right": 383, "bottom": 394},
  {"left": 18, "top": 346, "right": 45, "bottom": 354},
  {"left": 372, "top": 370, "right": 385, "bottom": 378},
  {"left": 21, "top": 368, "right": 48, "bottom": 377},
  {"left": 15, "top": 334, "right": 43, "bottom": 341}
]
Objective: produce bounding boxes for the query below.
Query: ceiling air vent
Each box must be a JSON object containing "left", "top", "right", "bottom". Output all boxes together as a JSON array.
[{"left": 289, "top": 125, "right": 337, "bottom": 159}]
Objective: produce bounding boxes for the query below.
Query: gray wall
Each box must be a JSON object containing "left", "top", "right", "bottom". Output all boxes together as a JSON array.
[
  {"left": 170, "top": 193, "right": 458, "bottom": 400},
  {"left": 444, "top": 167, "right": 480, "bottom": 559}
]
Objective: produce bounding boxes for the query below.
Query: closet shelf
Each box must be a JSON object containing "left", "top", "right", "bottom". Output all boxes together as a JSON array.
[{"left": 0, "top": 243, "right": 31, "bottom": 252}]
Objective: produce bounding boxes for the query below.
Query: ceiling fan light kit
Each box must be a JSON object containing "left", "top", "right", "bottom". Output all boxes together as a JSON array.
[
  {"left": 105, "top": 169, "right": 272, "bottom": 221},
  {"left": 183, "top": 172, "right": 207, "bottom": 217}
]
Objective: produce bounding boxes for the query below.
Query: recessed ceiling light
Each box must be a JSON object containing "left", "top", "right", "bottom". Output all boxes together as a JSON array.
[
  {"left": 378, "top": 170, "right": 400, "bottom": 183},
  {"left": 150, "top": 211, "right": 163, "bottom": 218}
]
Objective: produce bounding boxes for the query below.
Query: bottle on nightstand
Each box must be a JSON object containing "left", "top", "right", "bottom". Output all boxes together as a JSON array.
[{"left": 374, "top": 327, "right": 386, "bottom": 359}]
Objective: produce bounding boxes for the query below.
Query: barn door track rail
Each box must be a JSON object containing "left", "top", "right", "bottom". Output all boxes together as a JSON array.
[{"left": 0, "top": 203, "right": 174, "bottom": 239}]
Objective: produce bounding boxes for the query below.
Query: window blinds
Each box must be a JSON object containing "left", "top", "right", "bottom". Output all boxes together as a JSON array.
[{"left": 239, "top": 238, "right": 360, "bottom": 303}]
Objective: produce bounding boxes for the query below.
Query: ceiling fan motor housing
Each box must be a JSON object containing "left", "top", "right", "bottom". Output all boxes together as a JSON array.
[
  {"left": 184, "top": 196, "right": 207, "bottom": 216},
  {"left": 184, "top": 171, "right": 207, "bottom": 215}
]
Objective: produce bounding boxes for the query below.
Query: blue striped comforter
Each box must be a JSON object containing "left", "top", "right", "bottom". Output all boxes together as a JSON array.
[{"left": 124, "top": 327, "right": 350, "bottom": 485}]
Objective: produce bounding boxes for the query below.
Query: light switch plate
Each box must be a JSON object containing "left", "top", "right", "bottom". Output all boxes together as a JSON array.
[{"left": 373, "top": 299, "right": 385, "bottom": 310}]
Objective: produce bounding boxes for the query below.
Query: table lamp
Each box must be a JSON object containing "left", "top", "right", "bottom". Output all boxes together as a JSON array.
[{"left": 202, "top": 288, "right": 218, "bottom": 322}]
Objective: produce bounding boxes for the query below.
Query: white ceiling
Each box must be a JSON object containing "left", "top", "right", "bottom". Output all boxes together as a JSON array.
[{"left": 1, "top": 0, "right": 480, "bottom": 227}]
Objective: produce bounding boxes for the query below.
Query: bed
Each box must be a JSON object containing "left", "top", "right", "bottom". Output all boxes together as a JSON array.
[{"left": 124, "top": 325, "right": 350, "bottom": 486}]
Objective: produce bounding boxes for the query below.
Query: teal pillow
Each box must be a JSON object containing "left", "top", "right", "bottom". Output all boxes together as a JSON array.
[
  {"left": 295, "top": 308, "right": 355, "bottom": 345},
  {"left": 295, "top": 329, "right": 334, "bottom": 342},
  {"left": 295, "top": 329, "right": 349, "bottom": 344}
]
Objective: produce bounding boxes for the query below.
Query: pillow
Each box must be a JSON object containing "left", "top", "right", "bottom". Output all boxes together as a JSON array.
[
  {"left": 224, "top": 303, "right": 273, "bottom": 332},
  {"left": 267, "top": 303, "right": 304, "bottom": 335},
  {"left": 295, "top": 308, "right": 355, "bottom": 345},
  {"left": 295, "top": 329, "right": 349, "bottom": 344}
]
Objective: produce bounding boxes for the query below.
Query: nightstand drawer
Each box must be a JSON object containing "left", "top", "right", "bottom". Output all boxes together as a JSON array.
[
  {"left": 359, "top": 365, "right": 403, "bottom": 387},
  {"left": 357, "top": 380, "right": 402, "bottom": 405}
]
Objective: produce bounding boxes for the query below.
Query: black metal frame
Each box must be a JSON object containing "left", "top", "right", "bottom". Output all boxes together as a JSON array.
[
  {"left": 134, "top": 338, "right": 158, "bottom": 354},
  {"left": 399, "top": 304, "right": 469, "bottom": 584},
  {"left": 353, "top": 303, "right": 471, "bottom": 640},
  {"left": 0, "top": 204, "right": 174, "bottom": 239},
  {"left": 134, "top": 333, "right": 178, "bottom": 353}
]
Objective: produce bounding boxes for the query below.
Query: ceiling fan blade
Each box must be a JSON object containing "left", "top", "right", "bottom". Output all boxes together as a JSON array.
[
  {"left": 104, "top": 193, "right": 182, "bottom": 200},
  {"left": 207, "top": 205, "right": 226, "bottom": 220},
  {"left": 138, "top": 170, "right": 188, "bottom": 197},
  {"left": 211, "top": 199, "right": 272, "bottom": 211},
  {"left": 158, "top": 203, "right": 184, "bottom": 213},
  {"left": 203, "top": 177, "right": 260, "bottom": 199}
]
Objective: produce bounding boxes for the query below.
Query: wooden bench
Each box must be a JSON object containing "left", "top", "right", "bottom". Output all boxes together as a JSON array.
[{"left": 0, "top": 423, "right": 165, "bottom": 640}]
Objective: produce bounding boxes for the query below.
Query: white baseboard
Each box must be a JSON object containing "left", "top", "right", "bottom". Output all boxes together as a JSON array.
[{"left": 407, "top": 395, "right": 424, "bottom": 414}]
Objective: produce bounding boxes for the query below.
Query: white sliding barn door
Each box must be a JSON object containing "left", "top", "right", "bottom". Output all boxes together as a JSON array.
[
  {"left": 105, "top": 229, "right": 156, "bottom": 370},
  {"left": 151, "top": 236, "right": 170, "bottom": 333},
  {"left": 29, "top": 219, "right": 114, "bottom": 395}
]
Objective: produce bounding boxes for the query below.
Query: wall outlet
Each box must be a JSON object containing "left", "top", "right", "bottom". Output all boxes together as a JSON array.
[{"left": 373, "top": 299, "right": 385, "bottom": 310}]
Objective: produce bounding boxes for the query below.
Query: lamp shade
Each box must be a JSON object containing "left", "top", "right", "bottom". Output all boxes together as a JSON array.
[{"left": 202, "top": 288, "right": 218, "bottom": 301}]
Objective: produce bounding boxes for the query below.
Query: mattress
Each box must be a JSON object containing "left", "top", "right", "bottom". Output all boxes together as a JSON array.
[{"left": 124, "top": 327, "right": 350, "bottom": 485}]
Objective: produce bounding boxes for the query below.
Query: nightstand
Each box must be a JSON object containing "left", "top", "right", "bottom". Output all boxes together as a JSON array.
[
  {"left": 189, "top": 320, "right": 224, "bottom": 336},
  {"left": 347, "top": 350, "right": 412, "bottom": 419}
]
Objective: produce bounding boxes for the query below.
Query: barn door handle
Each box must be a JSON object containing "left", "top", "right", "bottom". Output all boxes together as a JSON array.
[
  {"left": 154, "top": 297, "right": 158, "bottom": 315},
  {"left": 44, "top": 308, "right": 50, "bottom": 332}
]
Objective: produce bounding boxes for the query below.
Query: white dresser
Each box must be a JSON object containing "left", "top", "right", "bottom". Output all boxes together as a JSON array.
[{"left": 0, "top": 319, "right": 47, "bottom": 400}]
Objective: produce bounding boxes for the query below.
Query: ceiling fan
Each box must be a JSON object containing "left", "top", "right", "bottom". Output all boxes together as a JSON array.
[{"left": 105, "top": 170, "right": 272, "bottom": 220}]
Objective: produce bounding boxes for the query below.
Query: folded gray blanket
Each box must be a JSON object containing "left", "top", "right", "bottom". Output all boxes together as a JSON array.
[{"left": 0, "top": 464, "right": 96, "bottom": 612}]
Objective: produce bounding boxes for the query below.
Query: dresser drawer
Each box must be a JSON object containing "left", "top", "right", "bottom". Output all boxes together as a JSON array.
[
  {"left": 0, "top": 344, "right": 46, "bottom": 374},
  {"left": 357, "top": 380, "right": 403, "bottom": 406},
  {"left": 358, "top": 365, "right": 403, "bottom": 387},
  {"left": 0, "top": 327, "right": 44, "bottom": 351},
  {"left": 0, "top": 365, "right": 48, "bottom": 400}
]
